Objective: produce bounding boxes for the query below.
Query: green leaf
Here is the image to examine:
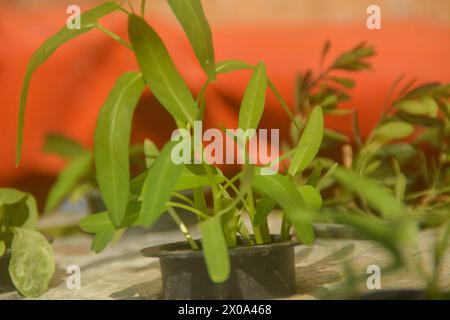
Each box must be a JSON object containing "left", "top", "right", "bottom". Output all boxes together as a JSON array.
[
  {"left": 80, "top": 201, "right": 142, "bottom": 233},
  {"left": 42, "top": 133, "right": 85, "bottom": 159},
  {"left": 175, "top": 169, "right": 216, "bottom": 191},
  {"left": 215, "top": 60, "right": 253, "bottom": 74},
  {"left": 238, "top": 62, "right": 268, "bottom": 133},
  {"left": 396, "top": 98, "right": 438, "bottom": 117},
  {"left": 214, "top": 60, "right": 299, "bottom": 128},
  {"left": 45, "top": 152, "right": 92, "bottom": 212},
  {"left": 316, "top": 162, "right": 338, "bottom": 191},
  {"left": 80, "top": 201, "right": 142, "bottom": 253},
  {"left": 331, "top": 213, "right": 402, "bottom": 263},
  {"left": 130, "top": 165, "right": 217, "bottom": 195},
  {"left": 0, "top": 188, "right": 27, "bottom": 206},
  {"left": 144, "top": 139, "right": 159, "bottom": 168},
  {"left": 168, "top": 0, "right": 216, "bottom": 79},
  {"left": 90, "top": 229, "right": 115, "bottom": 254},
  {"left": 200, "top": 215, "right": 230, "bottom": 283},
  {"left": 94, "top": 72, "right": 145, "bottom": 227},
  {"left": 334, "top": 168, "right": 404, "bottom": 219},
  {"left": 289, "top": 106, "right": 324, "bottom": 175},
  {"left": 220, "top": 198, "right": 238, "bottom": 247},
  {"left": 372, "top": 121, "right": 414, "bottom": 143},
  {"left": 3, "top": 193, "right": 39, "bottom": 230},
  {"left": 363, "top": 160, "right": 382, "bottom": 176},
  {"left": 254, "top": 196, "right": 276, "bottom": 226},
  {"left": 16, "top": 1, "right": 121, "bottom": 165},
  {"left": 324, "top": 128, "right": 350, "bottom": 143},
  {"left": 331, "top": 77, "right": 355, "bottom": 89},
  {"left": 297, "top": 185, "right": 322, "bottom": 210},
  {"left": 128, "top": 14, "right": 198, "bottom": 123},
  {"left": 140, "top": 141, "right": 184, "bottom": 227},
  {"left": 252, "top": 173, "right": 315, "bottom": 245},
  {"left": 9, "top": 228, "right": 55, "bottom": 297}
]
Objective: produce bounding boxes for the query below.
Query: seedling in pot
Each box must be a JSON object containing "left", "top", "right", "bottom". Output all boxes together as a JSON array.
[
  {"left": 16, "top": 0, "right": 417, "bottom": 298},
  {"left": 16, "top": 1, "right": 324, "bottom": 288}
]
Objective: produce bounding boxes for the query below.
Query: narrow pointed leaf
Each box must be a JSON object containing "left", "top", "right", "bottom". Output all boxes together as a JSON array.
[
  {"left": 16, "top": 1, "right": 120, "bottom": 165},
  {"left": 128, "top": 14, "right": 198, "bottom": 123},
  {"left": 200, "top": 215, "right": 230, "bottom": 283},
  {"left": 372, "top": 121, "right": 414, "bottom": 143},
  {"left": 168, "top": 0, "right": 216, "bottom": 79},
  {"left": 95, "top": 72, "right": 145, "bottom": 227},
  {"left": 252, "top": 173, "right": 315, "bottom": 245},
  {"left": 254, "top": 196, "right": 276, "bottom": 226},
  {"left": 289, "top": 106, "right": 324, "bottom": 175},
  {"left": 80, "top": 201, "right": 142, "bottom": 233},
  {"left": 215, "top": 60, "right": 253, "bottom": 74},
  {"left": 298, "top": 185, "right": 323, "bottom": 210},
  {"left": 45, "top": 152, "right": 92, "bottom": 212},
  {"left": 238, "top": 62, "right": 267, "bottom": 132},
  {"left": 140, "top": 141, "right": 183, "bottom": 227},
  {"left": 90, "top": 229, "right": 115, "bottom": 253},
  {"left": 42, "top": 133, "right": 85, "bottom": 159},
  {"left": 334, "top": 168, "right": 404, "bottom": 219}
]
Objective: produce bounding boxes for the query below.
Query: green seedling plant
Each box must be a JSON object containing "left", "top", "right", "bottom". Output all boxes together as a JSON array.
[
  {"left": 292, "top": 41, "right": 450, "bottom": 223},
  {"left": 16, "top": 0, "right": 331, "bottom": 284},
  {"left": 0, "top": 189, "right": 54, "bottom": 297},
  {"left": 290, "top": 41, "right": 450, "bottom": 293}
]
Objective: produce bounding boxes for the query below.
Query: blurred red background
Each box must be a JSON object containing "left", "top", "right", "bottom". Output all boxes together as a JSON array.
[{"left": 1, "top": 0, "right": 449, "bottom": 203}]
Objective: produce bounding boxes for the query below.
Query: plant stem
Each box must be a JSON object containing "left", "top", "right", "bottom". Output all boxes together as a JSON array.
[
  {"left": 140, "top": 0, "right": 147, "bottom": 17},
  {"left": 172, "top": 192, "right": 195, "bottom": 206},
  {"left": 267, "top": 80, "right": 301, "bottom": 134},
  {"left": 167, "top": 208, "right": 199, "bottom": 250},
  {"left": 166, "top": 202, "right": 210, "bottom": 220},
  {"left": 247, "top": 190, "right": 264, "bottom": 244},
  {"left": 280, "top": 214, "right": 292, "bottom": 241},
  {"left": 192, "top": 188, "right": 209, "bottom": 218},
  {"left": 95, "top": 24, "right": 132, "bottom": 50},
  {"left": 203, "top": 163, "right": 221, "bottom": 215}
]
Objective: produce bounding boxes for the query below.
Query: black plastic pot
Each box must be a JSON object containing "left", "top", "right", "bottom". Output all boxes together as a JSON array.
[{"left": 141, "top": 237, "right": 299, "bottom": 300}]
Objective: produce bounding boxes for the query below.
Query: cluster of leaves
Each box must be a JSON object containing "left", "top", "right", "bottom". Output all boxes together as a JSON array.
[
  {"left": 291, "top": 41, "right": 450, "bottom": 293},
  {"left": 16, "top": 0, "right": 323, "bottom": 284},
  {"left": 16, "top": 0, "right": 419, "bottom": 286},
  {"left": 0, "top": 189, "right": 54, "bottom": 297},
  {"left": 294, "top": 41, "right": 450, "bottom": 223}
]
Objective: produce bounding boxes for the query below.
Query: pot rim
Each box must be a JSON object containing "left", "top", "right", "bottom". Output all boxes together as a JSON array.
[{"left": 140, "top": 235, "right": 299, "bottom": 259}]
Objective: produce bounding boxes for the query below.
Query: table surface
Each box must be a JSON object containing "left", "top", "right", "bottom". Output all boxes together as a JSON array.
[{"left": 1, "top": 213, "right": 449, "bottom": 300}]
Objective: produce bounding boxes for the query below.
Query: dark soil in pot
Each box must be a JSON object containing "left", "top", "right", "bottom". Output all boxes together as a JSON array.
[{"left": 141, "top": 236, "right": 299, "bottom": 300}]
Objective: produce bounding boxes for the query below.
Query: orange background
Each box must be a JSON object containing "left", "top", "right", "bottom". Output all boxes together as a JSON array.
[{"left": 1, "top": 0, "right": 450, "bottom": 201}]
